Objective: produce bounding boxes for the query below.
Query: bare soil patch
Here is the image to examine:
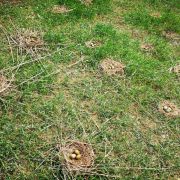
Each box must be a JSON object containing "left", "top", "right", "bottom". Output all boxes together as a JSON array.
[
  {"left": 61, "top": 141, "right": 94, "bottom": 173},
  {"left": 99, "top": 58, "right": 125, "bottom": 76},
  {"left": 159, "top": 100, "right": 180, "bottom": 118}
]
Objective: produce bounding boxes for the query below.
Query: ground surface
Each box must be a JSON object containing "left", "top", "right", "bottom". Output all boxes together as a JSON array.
[{"left": 0, "top": 0, "right": 179, "bottom": 179}]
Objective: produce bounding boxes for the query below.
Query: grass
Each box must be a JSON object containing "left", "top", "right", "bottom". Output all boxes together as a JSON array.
[{"left": 0, "top": 0, "right": 179, "bottom": 179}]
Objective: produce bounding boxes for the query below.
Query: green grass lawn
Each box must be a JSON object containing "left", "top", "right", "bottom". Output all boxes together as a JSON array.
[{"left": 0, "top": 0, "right": 179, "bottom": 179}]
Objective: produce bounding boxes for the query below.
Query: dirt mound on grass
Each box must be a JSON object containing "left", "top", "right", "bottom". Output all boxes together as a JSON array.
[
  {"left": 61, "top": 141, "right": 94, "bottom": 172},
  {"left": 99, "top": 59, "right": 125, "bottom": 76},
  {"left": 159, "top": 100, "right": 180, "bottom": 118}
]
